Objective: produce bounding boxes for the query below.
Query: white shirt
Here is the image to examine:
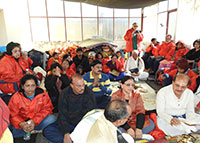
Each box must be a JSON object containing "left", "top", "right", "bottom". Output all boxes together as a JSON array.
[
  {"left": 125, "top": 56, "right": 144, "bottom": 74},
  {"left": 156, "top": 85, "right": 195, "bottom": 123}
]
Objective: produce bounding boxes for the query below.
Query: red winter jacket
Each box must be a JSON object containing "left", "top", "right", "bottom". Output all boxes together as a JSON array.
[
  {"left": 145, "top": 44, "right": 160, "bottom": 56},
  {"left": 0, "top": 98, "right": 10, "bottom": 137},
  {"left": 165, "top": 41, "right": 189, "bottom": 61},
  {"left": 0, "top": 55, "right": 27, "bottom": 94},
  {"left": 8, "top": 87, "right": 53, "bottom": 129},
  {"left": 155, "top": 41, "right": 176, "bottom": 57},
  {"left": 124, "top": 28, "right": 144, "bottom": 52}
]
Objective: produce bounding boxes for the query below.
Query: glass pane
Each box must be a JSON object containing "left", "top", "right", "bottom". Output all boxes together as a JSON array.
[
  {"left": 83, "top": 18, "right": 97, "bottom": 39},
  {"left": 168, "top": 12, "right": 177, "bottom": 39},
  {"left": 65, "top": 1, "right": 81, "bottom": 17},
  {"left": 66, "top": 18, "right": 82, "bottom": 41},
  {"left": 129, "top": 18, "right": 141, "bottom": 30},
  {"left": 169, "top": 0, "right": 178, "bottom": 10},
  {"left": 29, "top": 0, "right": 46, "bottom": 16},
  {"left": 99, "top": 18, "right": 113, "bottom": 40},
  {"left": 115, "top": 18, "right": 128, "bottom": 40},
  {"left": 158, "top": 1, "right": 168, "bottom": 12},
  {"left": 130, "top": 8, "right": 142, "bottom": 17},
  {"left": 47, "top": 0, "right": 64, "bottom": 17},
  {"left": 144, "top": 5, "right": 158, "bottom": 17},
  {"left": 82, "top": 3, "right": 97, "bottom": 17},
  {"left": 49, "top": 18, "right": 65, "bottom": 41},
  {"left": 157, "top": 12, "right": 167, "bottom": 42},
  {"left": 31, "top": 18, "right": 48, "bottom": 41},
  {"left": 114, "top": 9, "right": 128, "bottom": 17},
  {"left": 99, "top": 7, "right": 113, "bottom": 17}
]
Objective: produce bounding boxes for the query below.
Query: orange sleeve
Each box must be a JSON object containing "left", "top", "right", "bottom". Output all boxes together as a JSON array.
[
  {"left": 145, "top": 45, "right": 153, "bottom": 53},
  {"left": 8, "top": 93, "right": 25, "bottom": 129},
  {"left": 135, "top": 93, "right": 145, "bottom": 115},
  {"left": 124, "top": 29, "right": 133, "bottom": 41}
]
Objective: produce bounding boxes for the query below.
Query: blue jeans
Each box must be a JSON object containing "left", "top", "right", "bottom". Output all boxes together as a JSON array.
[
  {"left": 107, "top": 72, "right": 125, "bottom": 81},
  {"left": 142, "top": 118, "right": 155, "bottom": 134},
  {"left": 10, "top": 114, "right": 56, "bottom": 138},
  {"left": 43, "top": 121, "right": 75, "bottom": 143}
]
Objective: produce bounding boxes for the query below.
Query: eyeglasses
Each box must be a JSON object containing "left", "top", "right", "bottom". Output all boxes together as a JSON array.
[{"left": 124, "top": 83, "right": 135, "bottom": 87}]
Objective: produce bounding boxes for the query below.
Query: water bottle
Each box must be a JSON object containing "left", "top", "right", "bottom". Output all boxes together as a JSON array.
[{"left": 23, "top": 120, "right": 31, "bottom": 141}]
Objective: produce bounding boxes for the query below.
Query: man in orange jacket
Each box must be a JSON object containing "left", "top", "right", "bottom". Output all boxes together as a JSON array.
[{"left": 124, "top": 22, "right": 144, "bottom": 56}]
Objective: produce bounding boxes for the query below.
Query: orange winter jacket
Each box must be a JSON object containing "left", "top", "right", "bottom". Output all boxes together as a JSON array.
[
  {"left": 124, "top": 28, "right": 144, "bottom": 52},
  {"left": 0, "top": 55, "right": 27, "bottom": 94},
  {"left": 145, "top": 44, "right": 160, "bottom": 56},
  {"left": 8, "top": 87, "right": 53, "bottom": 129},
  {"left": 165, "top": 41, "right": 189, "bottom": 61},
  {"left": 155, "top": 41, "right": 176, "bottom": 57}
]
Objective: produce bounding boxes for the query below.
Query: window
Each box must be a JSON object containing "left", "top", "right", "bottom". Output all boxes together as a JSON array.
[
  {"left": 168, "top": 0, "right": 178, "bottom": 10},
  {"left": 49, "top": 18, "right": 65, "bottom": 41},
  {"left": 115, "top": 18, "right": 128, "bottom": 40},
  {"left": 31, "top": 18, "right": 48, "bottom": 41},
  {"left": 66, "top": 18, "right": 82, "bottom": 41},
  {"left": 29, "top": 0, "right": 46, "bottom": 16},
  {"left": 83, "top": 18, "right": 97, "bottom": 39},
  {"left": 28, "top": 1, "right": 142, "bottom": 42},
  {"left": 157, "top": 12, "right": 167, "bottom": 42},
  {"left": 47, "top": 0, "right": 64, "bottom": 17},
  {"left": 65, "top": 1, "right": 81, "bottom": 17},
  {"left": 99, "top": 18, "right": 113, "bottom": 40}
]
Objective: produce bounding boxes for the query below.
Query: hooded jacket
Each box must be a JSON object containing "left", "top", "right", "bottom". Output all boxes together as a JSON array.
[{"left": 8, "top": 87, "right": 53, "bottom": 129}]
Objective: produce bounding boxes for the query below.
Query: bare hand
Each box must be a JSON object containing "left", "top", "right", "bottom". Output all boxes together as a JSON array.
[
  {"left": 135, "top": 128, "right": 142, "bottom": 139},
  {"left": 22, "top": 52, "right": 28, "bottom": 60},
  {"left": 127, "top": 128, "right": 135, "bottom": 139},
  {"left": 170, "top": 118, "right": 181, "bottom": 126},
  {"left": 53, "top": 66, "right": 61, "bottom": 77},
  {"left": 64, "top": 133, "right": 72, "bottom": 143},
  {"left": 160, "top": 74, "right": 166, "bottom": 80}
]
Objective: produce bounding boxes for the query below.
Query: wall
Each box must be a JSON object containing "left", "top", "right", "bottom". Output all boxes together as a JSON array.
[
  {"left": 0, "top": 9, "right": 7, "bottom": 46},
  {"left": 0, "top": 0, "right": 33, "bottom": 51}
]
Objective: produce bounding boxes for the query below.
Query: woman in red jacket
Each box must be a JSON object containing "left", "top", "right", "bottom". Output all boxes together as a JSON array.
[
  {"left": 111, "top": 76, "right": 155, "bottom": 139},
  {"left": 0, "top": 42, "right": 30, "bottom": 94},
  {"left": 8, "top": 74, "right": 56, "bottom": 138}
]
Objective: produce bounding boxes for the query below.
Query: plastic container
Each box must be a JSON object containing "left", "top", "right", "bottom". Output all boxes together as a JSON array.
[{"left": 23, "top": 120, "right": 31, "bottom": 141}]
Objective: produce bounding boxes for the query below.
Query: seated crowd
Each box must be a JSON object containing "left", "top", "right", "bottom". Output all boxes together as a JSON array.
[{"left": 0, "top": 36, "right": 200, "bottom": 143}]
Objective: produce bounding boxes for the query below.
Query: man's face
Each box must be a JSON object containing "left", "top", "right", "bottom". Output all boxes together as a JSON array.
[
  {"left": 88, "top": 56, "right": 95, "bottom": 64},
  {"left": 71, "top": 78, "right": 85, "bottom": 95},
  {"left": 165, "top": 35, "right": 171, "bottom": 42},
  {"left": 132, "top": 24, "right": 138, "bottom": 30},
  {"left": 62, "top": 60, "right": 69, "bottom": 70},
  {"left": 54, "top": 54, "right": 59, "bottom": 60},
  {"left": 77, "top": 51, "right": 83, "bottom": 58},
  {"left": 152, "top": 40, "right": 157, "bottom": 45},
  {"left": 177, "top": 67, "right": 185, "bottom": 73},
  {"left": 172, "top": 78, "right": 188, "bottom": 97},
  {"left": 194, "top": 42, "right": 200, "bottom": 50},
  {"left": 92, "top": 64, "right": 102, "bottom": 75},
  {"left": 12, "top": 47, "right": 21, "bottom": 59}
]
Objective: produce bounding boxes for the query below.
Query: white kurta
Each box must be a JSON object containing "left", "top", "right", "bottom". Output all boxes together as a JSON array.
[
  {"left": 125, "top": 56, "right": 149, "bottom": 81},
  {"left": 156, "top": 85, "right": 200, "bottom": 136}
]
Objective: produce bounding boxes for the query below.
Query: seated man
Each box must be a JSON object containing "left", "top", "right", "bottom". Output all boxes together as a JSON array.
[
  {"left": 8, "top": 74, "right": 56, "bottom": 138},
  {"left": 83, "top": 60, "right": 112, "bottom": 109},
  {"left": 156, "top": 74, "right": 200, "bottom": 136},
  {"left": 87, "top": 99, "right": 133, "bottom": 143},
  {"left": 126, "top": 51, "right": 149, "bottom": 82},
  {"left": 43, "top": 74, "right": 96, "bottom": 143},
  {"left": 142, "top": 38, "right": 159, "bottom": 71}
]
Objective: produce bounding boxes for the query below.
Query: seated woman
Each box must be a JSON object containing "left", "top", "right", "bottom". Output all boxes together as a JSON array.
[
  {"left": 103, "top": 54, "right": 125, "bottom": 81},
  {"left": 45, "top": 62, "right": 70, "bottom": 113},
  {"left": 183, "top": 39, "right": 200, "bottom": 68},
  {"left": 111, "top": 76, "right": 155, "bottom": 139},
  {"left": 8, "top": 74, "right": 56, "bottom": 138},
  {"left": 61, "top": 59, "right": 75, "bottom": 79},
  {"left": 0, "top": 42, "right": 30, "bottom": 96},
  {"left": 46, "top": 52, "right": 60, "bottom": 71},
  {"left": 116, "top": 51, "right": 125, "bottom": 69},
  {"left": 126, "top": 51, "right": 149, "bottom": 82}
]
